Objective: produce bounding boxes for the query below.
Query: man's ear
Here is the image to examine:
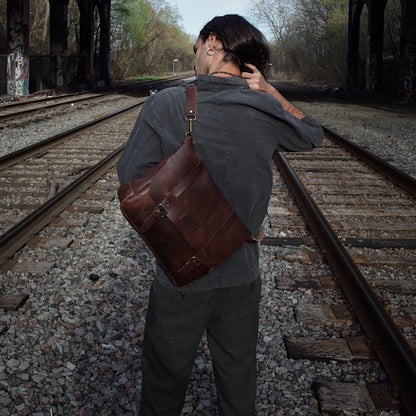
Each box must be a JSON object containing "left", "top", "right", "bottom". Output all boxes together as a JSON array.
[{"left": 208, "top": 33, "right": 222, "bottom": 51}]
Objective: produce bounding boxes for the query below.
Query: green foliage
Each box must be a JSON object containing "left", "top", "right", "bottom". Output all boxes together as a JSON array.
[
  {"left": 110, "top": 0, "right": 194, "bottom": 80},
  {"left": 127, "top": 0, "right": 152, "bottom": 50},
  {"left": 2, "top": 0, "right": 194, "bottom": 80}
]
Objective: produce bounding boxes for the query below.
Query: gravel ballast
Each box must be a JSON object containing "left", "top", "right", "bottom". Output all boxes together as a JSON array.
[
  {"left": 1, "top": 89, "right": 413, "bottom": 415},
  {"left": 292, "top": 97, "right": 416, "bottom": 178}
]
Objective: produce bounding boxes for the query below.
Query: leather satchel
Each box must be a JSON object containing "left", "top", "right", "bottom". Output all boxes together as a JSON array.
[{"left": 117, "top": 84, "right": 252, "bottom": 287}]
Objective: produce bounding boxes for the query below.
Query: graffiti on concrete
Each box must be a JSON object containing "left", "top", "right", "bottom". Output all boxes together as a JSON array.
[
  {"left": 7, "top": 52, "right": 29, "bottom": 96},
  {"left": 7, "top": 0, "right": 30, "bottom": 96}
]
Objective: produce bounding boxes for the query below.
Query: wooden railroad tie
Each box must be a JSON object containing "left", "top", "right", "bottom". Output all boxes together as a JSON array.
[{"left": 0, "top": 293, "right": 29, "bottom": 312}]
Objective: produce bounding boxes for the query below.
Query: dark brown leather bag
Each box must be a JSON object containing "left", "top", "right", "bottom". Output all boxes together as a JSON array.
[{"left": 117, "top": 84, "right": 252, "bottom": 287}]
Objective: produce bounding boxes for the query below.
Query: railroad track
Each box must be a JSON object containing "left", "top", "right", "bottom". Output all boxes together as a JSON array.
[
  {"left": 0, "top": 104, "right": 415, "bottom": 414},
  {"left": 0, "top": 99, "right": 146, "bottom": 263},
  {"left": 266, "top": 127, "right": 416, "bottom": 415},
  {"left": 0, "top": 75, "right": 194, "bottom": 261},
  {"left": 0, "top": 74, "right": 193, "bottom": 124},
  {"left": 0, "top": 91, "right": 117, "bottom": 122}
]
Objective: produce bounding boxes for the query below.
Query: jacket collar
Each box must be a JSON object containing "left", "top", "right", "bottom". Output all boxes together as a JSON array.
[{"left": 194, "top": 74, "right": 249, "bottom": 90}]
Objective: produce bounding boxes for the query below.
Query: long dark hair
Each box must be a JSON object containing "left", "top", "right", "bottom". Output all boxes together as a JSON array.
[{"left": 199, "top": 14, "right": 270, "bottom": 76}]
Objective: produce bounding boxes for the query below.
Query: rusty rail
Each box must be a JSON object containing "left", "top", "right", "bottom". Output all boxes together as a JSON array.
[
  {"left": 323, "top": 126, "right": 416, "bottom": 199},
  {"left": 0, "top": 100, "right": 145, "bottom": 170},
  {"left": 0, "top": 146, "right": 124, "bottom": 264},
  {"left": 275, "top": 150, "right": 416, "bottom": 416}
]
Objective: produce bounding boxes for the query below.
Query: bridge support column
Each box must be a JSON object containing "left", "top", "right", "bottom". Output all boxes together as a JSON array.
[
  {"left": 7, "top": 0, "right": 30, "bottom": 96},
  {"left": 347, "top": 0, "right": 366, "bottom": 88},
  {"left": 77, "top": 0, "right": 94, "bottom": 87},
  {"left": 95, "top": 0, "right": 111, "bottom": 86},
  {"left": 50, "top": 0, "right": 69, "bottom": 89},
  {"left": 367, "top": 0, "right": 387, "bottom": 92},
  {"left": 401, "top": 0, "right": 416, "bottom": 103},
  {"left": 75, "top": 0, "right": 111, "bottom": 88}
]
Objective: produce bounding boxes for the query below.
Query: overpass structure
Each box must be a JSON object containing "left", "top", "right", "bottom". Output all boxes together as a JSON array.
[
  {"left": 3, "top": 0, "right": 416, "bottom": 103},
  {"left": 348, "top": 0, "right": 416, "bottom": 103},
  {"left": 6, "top": 0, "right": 111, "bottom": 95}
]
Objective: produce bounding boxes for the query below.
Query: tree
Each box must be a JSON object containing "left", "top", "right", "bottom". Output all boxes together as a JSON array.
[
  {"left": 249, "top": 0, "right": 296, "bottom": 74},
  {"left": 29, "top": 0, "right": 50, "bottom": 55},
  {"left": 250, "top": 0, "right": 348, "bottom": 85},
  {"left": 110, "top": 0, "right": 194, "bottom": 79},
  {"left": 2, "top": 0, "right": 194, "bottom": 83}
]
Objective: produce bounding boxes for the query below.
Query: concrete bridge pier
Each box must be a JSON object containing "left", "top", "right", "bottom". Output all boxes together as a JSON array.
[{"left": 7, "top": 0, "right": 30, "bottom": 96}]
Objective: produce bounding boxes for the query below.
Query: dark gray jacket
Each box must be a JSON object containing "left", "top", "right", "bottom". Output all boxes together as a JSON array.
[{"left": 117, "top": 75, "right": 323, "bottom": 290}]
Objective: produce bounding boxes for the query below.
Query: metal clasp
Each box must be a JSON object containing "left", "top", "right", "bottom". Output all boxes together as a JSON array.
[
  {"left": 185, "top": 114, "right": 196, "bottom": 143},
  {"left": 154, "top": 203, "right": 168, "bottom": 218}
]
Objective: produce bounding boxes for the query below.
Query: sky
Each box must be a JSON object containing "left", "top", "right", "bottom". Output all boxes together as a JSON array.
[{"left": 169, "top": 0, "right": 254, "bottom": 40}]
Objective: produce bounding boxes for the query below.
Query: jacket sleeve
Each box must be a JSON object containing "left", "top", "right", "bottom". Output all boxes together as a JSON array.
[
  {"left": 274, "top": 111, "right": 324, "bottom": 152},
  {"left": 116, "top": 98, "right": 163, "bottom": 184},
  {"left": 242, "top": 90, "right": 324, "bottom": 152}
]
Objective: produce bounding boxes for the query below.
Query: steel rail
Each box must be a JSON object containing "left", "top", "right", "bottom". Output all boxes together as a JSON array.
[
  {"left": 0, "top": 76, "right": 193, "bottom": 261},
  {"left": 0, "top": 73, "right": 193, "bottom": 112},
  {"left": 0, "top": 92, "right": 79, "bottom": 110},
  {"left": 0, "top": 99, "right": 146, "bottom": 170},
  {"left": 0, "top": 92, "right": 115, "bottom": 122},
  {"left": 275, "top": 150, "right": 416, "bottom": 416},
  {"left": 0, "top": 145, "right": 125, "bottom": 264},
  {"left": 113, "top": 73, "right": 194, "bottom": 94},
  {"left": 323, "top": 126, "right": 416, "bottom": 199}
]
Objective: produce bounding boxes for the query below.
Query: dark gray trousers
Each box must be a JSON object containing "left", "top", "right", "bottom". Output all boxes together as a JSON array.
[{"left": 139, "top": 276, "right": 262, "bottom": 416}]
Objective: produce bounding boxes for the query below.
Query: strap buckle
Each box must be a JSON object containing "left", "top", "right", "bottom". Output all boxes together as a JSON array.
[
  {"left": 185, "top": 116, "right": 196, "bottom": 143},
  {"left": 185, "top": 256, "right": 201, "bottom": 270},
  {"left": 154, "top": 203, "right": 168, "bottom": 218},
  {"left": 185, "top": 84, "right": 197, "bottom": 143}
]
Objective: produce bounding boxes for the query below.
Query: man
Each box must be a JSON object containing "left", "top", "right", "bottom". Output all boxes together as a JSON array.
[{"left": 117, "top": 14, "right": 323, "bottom": 415}]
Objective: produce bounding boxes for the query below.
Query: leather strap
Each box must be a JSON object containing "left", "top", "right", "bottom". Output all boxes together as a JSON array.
[
  {"left": 185, "top": 84, "right": 197, "bottom": 120},
  {"left": 184, "top": 82, "right": 262, "bottom": 245},
  {"left": 139, "top": 203, "right": 168, "bottom": 233},
  {"left": 185, "top": 84, "right": 197, "bottom": 141}
]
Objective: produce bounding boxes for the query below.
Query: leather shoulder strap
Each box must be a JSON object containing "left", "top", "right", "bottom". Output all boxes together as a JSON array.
[
  {"left": 185, "top": 84, "right": 197, "bottom": 141},
  {"left": 185, "top": 84, "right": 197, "bottom": 120},
  {"left": 184, "top": 82, "right": 259, "bottom": 244}
]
